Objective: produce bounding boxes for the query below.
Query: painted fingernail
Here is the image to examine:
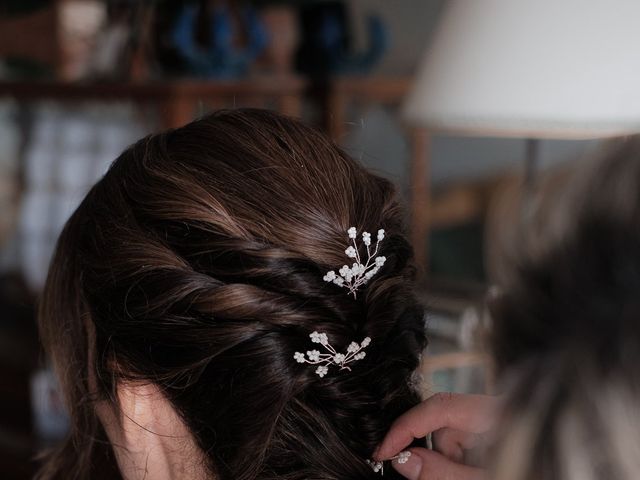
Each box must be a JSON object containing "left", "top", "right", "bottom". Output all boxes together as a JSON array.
[{"left": 392, "top": 451, "right": 422, "bottom": 480}]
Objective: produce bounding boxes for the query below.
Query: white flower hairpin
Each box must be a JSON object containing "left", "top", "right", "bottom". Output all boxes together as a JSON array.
[
  {"left": 323, "top": 227, "right": 386, "bottom": 298},
  {"left": 294, "top": 331, "right": 371, "bottom": 377},
  {"left": 366, "top": 451, "right": 412, "bottom": 475}
]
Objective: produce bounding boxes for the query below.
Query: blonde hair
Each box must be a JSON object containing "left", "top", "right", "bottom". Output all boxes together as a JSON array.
[
  {"left": 489, "top": 137, "right": 640, "bottom": 480},
  {"left": 491, "top": 357, "right": 640, "bottom": 480}
]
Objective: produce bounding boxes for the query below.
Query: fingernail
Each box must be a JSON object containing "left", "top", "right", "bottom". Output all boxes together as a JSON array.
[{"left": 392, "top": 451, "right": 422, "bottom": 480}]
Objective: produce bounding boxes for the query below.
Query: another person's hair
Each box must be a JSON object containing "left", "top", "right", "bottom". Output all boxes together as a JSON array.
[
  {"left": 37, "top": 109, "right": 427, "bottom": 479},
  {"left": 488, "top": 137, "right": 640, "bottom": 480}
]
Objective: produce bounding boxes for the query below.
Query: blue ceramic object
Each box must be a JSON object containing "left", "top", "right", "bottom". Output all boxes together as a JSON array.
[
  {"left": 296, "top": 1, "right": 388, "bottom": 76},
  {"left": 171, "top": 3, "right": 268, "bottom": 78}
]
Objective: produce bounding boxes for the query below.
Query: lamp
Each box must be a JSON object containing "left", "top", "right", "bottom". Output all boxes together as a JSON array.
[
  {"left": 404, "top": 0, "right": 640, "bottom": 266},
  {"left": 405, "top": 0, "right": 640, "bottom": 139}
]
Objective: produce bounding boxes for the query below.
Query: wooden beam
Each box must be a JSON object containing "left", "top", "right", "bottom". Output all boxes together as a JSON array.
[{"left": 410, "top": 128, "right": 430, "bottom": 275}]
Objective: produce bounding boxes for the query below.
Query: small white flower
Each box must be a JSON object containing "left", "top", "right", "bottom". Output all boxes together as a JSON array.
[
  {"left": 364, "top": 267, "right": 380, "bottom": 283},
  {"left": 347, "top": 342, "right": 359, "bottom": 353},
  {"left": 396, "top": 451, "right": 411, "bottom": 464},
  {"left": 339, "top": 265, "right": 350, "bottom": 277},
  {"left": 345, "top": 246, "right": 357, "bottom": 258},
  {"left": 375, "top": 256, "right": 386, "bottom": 267},
  {"left": 333, "top": 353, "right": 346, "bottom": 364},
  {"left": 294, "top": 352, "right": 306, "bottom": 363},
  {"left": 316, "top": 366, "right": 329, "bottom": 377},
  {"left": 367, "top": 460, "right": 383, "bottom": 473},
  {"left": 310, "top": 332, "right": 328, "bottom": 344},
  {"left": 307, "top": 350, "right": 320, "bottom": 361},
  {"left": 344, "top": 269, "right": 353, "bottom": 282},
  {"left": 354, "top": 352, "right": 366, "bottom": 360},
  {"left": 348, "top": 227, "right": 357, "bottom": 239},
  {"left": 377, "top": 229, "right": 385, "bottom": 241},
  {"left": 323, "top": 270, "right": 336, "bottom": 282},
  {"left": 333, "top": 277, "right": 344, "bottom": 286},
  {"left": 362, "top": 231, "right": 371, "bottom": 246},
  {"left": 361, "top": 337, "right": 371, "bottom": 347}
]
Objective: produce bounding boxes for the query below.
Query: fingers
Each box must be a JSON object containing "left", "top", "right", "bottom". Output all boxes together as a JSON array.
[
  {"left": 432, "top": 428, "right": 486, "bottom": 467},
  {"left": 376, "top": 393, "right": 497, "bottom": 460},
  {"left": 392, "top": 447, "right": 485, "bottom": 480},
  {"left": 432, "top": 428, "right": 467, "bottom": 463}
]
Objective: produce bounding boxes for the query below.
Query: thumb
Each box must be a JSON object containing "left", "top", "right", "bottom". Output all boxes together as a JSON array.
[{"left": 392, "top": 447, "right": 485, "bottom": 480}]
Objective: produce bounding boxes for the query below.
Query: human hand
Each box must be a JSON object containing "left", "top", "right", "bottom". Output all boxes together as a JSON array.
[{"left": 374, "top": 393, "right": 498, "bottom": 480}]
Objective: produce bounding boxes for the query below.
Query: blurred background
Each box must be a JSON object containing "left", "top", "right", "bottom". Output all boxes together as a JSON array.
[{"left": 1, "top": 0, "right": 632, "bottom": 476}]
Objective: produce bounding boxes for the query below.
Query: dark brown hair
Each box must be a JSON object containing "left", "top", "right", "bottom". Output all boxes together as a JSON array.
[{"left": 37, "top": 109, "right": 427, "bottom": 479}]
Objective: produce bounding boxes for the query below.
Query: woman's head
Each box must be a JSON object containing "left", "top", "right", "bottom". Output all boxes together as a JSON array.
[
  {"left": 38, "top": 109, "right": 427, "bottom": 479},
  {"left": 488, "top": 137, "right": 640, "bottom": 480}
]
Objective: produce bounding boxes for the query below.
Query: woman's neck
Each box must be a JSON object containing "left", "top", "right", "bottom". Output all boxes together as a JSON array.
[{"left": 96, "top": 382, "right": 210, "bottom": 480}]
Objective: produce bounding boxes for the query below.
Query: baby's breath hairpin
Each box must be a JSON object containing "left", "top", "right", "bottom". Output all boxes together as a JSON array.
[
  {"left": 366, "top": 451, "right": 411, "bottom": 475},
  {"left": 323, "top": 227, "right": 386, "bottom": 298},
  {"left": 293, "top": 331, "right": 371, "bottom": 377}
]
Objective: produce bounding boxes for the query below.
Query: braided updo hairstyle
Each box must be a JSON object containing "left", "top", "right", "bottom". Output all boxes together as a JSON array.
[{"left": 37, "top": 109, "right": 427, "bottom": 479}]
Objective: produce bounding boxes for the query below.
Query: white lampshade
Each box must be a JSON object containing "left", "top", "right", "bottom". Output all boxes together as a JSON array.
[{"left": 405, "top": 0, "right": 640, "bottom": 139}]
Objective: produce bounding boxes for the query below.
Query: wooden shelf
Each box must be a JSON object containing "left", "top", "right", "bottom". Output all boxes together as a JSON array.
[
  {"left": 0, "top": 76, "right": 308, "bottom": 128},
  {"left": 0, "top": 77, "right": 307, "bottom": 100}
]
